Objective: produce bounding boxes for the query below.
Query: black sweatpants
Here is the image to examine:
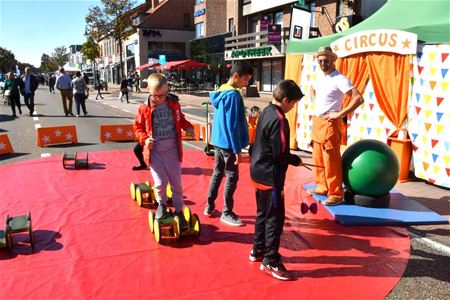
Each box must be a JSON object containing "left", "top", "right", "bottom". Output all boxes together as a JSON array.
[{"left": 253, "top": 188, "right": 285, "bottom": 264}]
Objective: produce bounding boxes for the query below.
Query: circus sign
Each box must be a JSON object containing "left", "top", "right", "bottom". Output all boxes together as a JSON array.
[{"left": 330, "top": 29, "right": 417, "bottom": 57}]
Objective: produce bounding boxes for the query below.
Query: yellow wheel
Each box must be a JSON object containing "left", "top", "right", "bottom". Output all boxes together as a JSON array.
[
  {"left": 130, "top": 183, "right": 136, "bottom": 200},
  {"left": 183, "top": 206, "right": 191, "bottom": 224},
  {"left": 191, "top": 214, "right": 201, "bottom": 237},
  {"left": 145, "top": 181, "right": 151, "bottom": 188},
  {"left": 173, "top": 216, "right": 181, "bottom": 240},
  {"left": 148, "top": 211, "right": 155, "bottom": 233},
  {"left": 136, "top": 188, "right": 143, "bottom": 207},
  {"left": 154, "top": 219, "right": 161, "bottom": 243},
  {"left": 166, "top": 184, "right": 173, "bottom": 199}
]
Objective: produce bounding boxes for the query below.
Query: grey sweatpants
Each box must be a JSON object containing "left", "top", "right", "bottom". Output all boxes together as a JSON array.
[{"left": 149, "top": 148, "right": 183, "bottom": 212}]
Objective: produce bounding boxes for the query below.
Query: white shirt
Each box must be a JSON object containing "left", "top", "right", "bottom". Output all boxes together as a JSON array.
[{"left": 313, "top": 70, "right": 353, "bottom": 116}]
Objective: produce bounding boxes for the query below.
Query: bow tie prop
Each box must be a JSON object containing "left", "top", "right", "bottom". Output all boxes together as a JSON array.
[{"left": 300, "top": 202, "right": 318, "bottom": 215}]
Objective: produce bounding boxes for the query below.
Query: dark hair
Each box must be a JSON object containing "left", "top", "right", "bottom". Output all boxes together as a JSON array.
[
  {"left": 230, "top": 60, "right": 253, "bottom": 76},
  {"left": 75, "top": 71, "right": 81, "bottom": 77},
  {"left": 273, "top": 80, "right": 303, "bottom": 102}
]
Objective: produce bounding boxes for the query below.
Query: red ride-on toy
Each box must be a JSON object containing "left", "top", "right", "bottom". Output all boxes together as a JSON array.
[{"left": 148, "top": 206, "right": 201, "bottom": 244}]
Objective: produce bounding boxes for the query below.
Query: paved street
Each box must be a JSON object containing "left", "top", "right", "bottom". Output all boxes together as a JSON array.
[{"left": 0, "top": 85, "right": 449, "bottom": 298}]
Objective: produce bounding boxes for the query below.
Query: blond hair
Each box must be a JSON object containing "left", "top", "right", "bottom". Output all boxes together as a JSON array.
[{"left": 147, "top": 73, "right": 168, "bottom": 90}]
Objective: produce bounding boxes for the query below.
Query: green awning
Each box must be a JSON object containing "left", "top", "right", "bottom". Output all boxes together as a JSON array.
[{"left": 287, "top": 0, "right": 450, "bottom": 54}]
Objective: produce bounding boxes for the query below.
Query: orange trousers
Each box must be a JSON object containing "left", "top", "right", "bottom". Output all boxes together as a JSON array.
[{"left": 311, "top": 117, "right": 344, "bottom": 201}]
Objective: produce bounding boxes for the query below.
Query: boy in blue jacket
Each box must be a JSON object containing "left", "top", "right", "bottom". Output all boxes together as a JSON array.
[
  {"left": 204, "top": 60, "right": 253, "bottom": 226},
  {"left": 249, "top": 80, "right": 304, "bottom": 280}
]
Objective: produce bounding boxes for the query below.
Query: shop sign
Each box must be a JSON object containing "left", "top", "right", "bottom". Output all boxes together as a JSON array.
[
  {"left": 268, "top": 24, "right": 281, "bottom": 44},
  {"left": 225, "top": 45, "right": 282, "bottom": 60},
  {"left": 194, "top": 8, "right": 205, "bottom": 17},
  {"left": 260, "top": 15, "right": 272, "bottom": 31},
  {"left": 330, "top": 29, "right": 417, "bottom": 57}
]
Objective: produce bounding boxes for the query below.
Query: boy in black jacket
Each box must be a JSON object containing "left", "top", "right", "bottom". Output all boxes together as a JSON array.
[{"left": 249, "top": 79, "right": 304, "bottom": 281}]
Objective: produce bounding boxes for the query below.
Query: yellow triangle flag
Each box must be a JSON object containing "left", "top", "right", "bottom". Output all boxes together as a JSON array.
[
  {"left": 425, "top": 109, "right": 432, "bottom": 118},
  {"left": 428, "top": 52, "right": 436, "bottom": 62},
  {"left": 433, "top": 166, "right": 439, "bottom": 174},
  {"left": 436, "top": 125, "right": 444, "bottom": 134},
  {"left": 441, "top": 81, "right": 449, "bottom": 91},
  {"left": 430, "top": 67, "right": 437, "bottom": 77},
  {"left": 429, "top": 81, "right": 437, "bottom": 90},
  {"left": 424, "top": 95, "right": 432, "bottom": 104},
  {"left": 443, "top": 155, "right": 450, "bottom": 166},
  {"left": 422, "top": 162, "right": 430, "bottom": 171}
]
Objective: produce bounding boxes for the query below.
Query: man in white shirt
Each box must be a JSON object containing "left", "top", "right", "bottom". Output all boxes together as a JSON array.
[{"left": 309, "top": 46, "right": 364, "bottom": 205}]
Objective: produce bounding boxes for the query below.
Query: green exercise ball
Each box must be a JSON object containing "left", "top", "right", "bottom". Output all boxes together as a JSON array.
[{"left": 342, "top": 139, "right": 399, "bottom": 196}]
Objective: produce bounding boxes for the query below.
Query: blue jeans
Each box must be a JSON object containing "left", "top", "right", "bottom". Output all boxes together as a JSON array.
[{"left": 207, "top": 147, "right": 239, "bottom": 215}]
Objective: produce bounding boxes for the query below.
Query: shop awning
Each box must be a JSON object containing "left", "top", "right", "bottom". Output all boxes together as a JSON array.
[
  {"left": 135, "top": 62, "right": 160, "bottom": 70},
  {"left": 156, "top": 59, "right": 207, "bottom": 70}
]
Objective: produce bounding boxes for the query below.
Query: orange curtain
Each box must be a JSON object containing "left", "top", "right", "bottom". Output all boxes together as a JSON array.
[
  {"left": 335, "top": 54, "right": 370, "bottom": 145},
  {"left": 284, "top": 54, "right": 304, "bottom": 149},
  {"left": 366, "top": 53, "right": 412, "bottom": 137}
]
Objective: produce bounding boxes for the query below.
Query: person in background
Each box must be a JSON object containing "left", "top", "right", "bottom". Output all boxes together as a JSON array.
[
  {"left": 133, "top": 73, "right": 195, "bottom": 229},
  {"left": 120, "top": 76, "right": 129, "bottom": 103},
  {"left": 4, "top": 72, "right": 23, "bottom": 117},
  {"left": 95, "top": 80, "right": 104, "bottom": 100},
  {"left": 203, "top": 60, "right": 253, "bottom": 226},
  {"left": 135, "top": 73, "right": 141, "bottom": 93},
  {"left": 83, "top": 73, "right": 90, "bottom": 86},
  {"left": 21, "top": 67, "right": 39, "bottom": 116},
  {"left": 71, "top": 71, "right": 88, "bottom": 117},
  {"left": 48, "top": 75, "right": 56, "bottom": 94},
  {"left": 249, "top": 80, "right": 304, "bottom": 281},
  {"left": 55, "top": 67, "right": 74, "bottom": 116},
  {"left": 308, "top": 46, "right": 364, "bottom": 205}
]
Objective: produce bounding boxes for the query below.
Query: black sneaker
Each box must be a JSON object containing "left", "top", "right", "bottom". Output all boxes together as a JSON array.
[
  {"left": 220, "top": 212, "right": 244, "bottom": 226},
  {"left": 132, "top": 164, "right": 148, "bottom": 170},
  {"left": 260, "top": 261, "right": 294, "bottom": 281},
  {"left": 175, "top": 210, "right": 188, "bottom": 231},
  {"left": 156, "top": 204, "right": 169, "bottom": 219},
  {"left": 203, "top": 204, "right": 215, "bottom": 217},
  {"left": 249, "top": 248, "right": 264, "bottom": 262}
]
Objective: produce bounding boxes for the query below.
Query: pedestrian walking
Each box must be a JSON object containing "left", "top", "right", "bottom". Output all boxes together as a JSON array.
[
  {"left": 21, "top": 67, "right": 39, "bottom": 116},
  {"left": 55, "top": 67, "right": 74, "bottom": 116}
]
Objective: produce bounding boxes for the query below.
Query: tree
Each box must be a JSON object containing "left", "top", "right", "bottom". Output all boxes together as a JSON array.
[
  {"left": 81, "top": 36, "right": 100, "bottom": 65},
  {"left": 52, "top": 46, "right": 69, "bottom": 68},
  {"left": 85, "top": 0, "right": 137, "bottom": 78},
  {"left": 40, "top": 53, "right": 58, "bottom": 73},
  {"left": 0, "top": 47, "right": 18, "bottom": 73}
]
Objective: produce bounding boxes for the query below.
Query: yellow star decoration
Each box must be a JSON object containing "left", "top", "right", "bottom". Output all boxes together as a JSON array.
[
  {"left": 402, "top": 39, "right": 411, "bottom": 49},
  {"left": 333, "top": 44, "right": 339, "bottom": 53}
]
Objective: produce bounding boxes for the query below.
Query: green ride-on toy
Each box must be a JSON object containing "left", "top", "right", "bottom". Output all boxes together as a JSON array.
[{"left": 130, "top": 182, "right": 173, "bottom": 207}]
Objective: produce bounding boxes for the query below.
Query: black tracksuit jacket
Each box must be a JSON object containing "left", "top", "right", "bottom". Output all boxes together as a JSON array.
[{"left": 250, "top": 103, "right": 301, "bottom": 189}]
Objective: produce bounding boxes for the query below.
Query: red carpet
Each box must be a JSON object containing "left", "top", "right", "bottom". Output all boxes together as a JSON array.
[{"left": 0, "top": 150, "right": 410, "bottom": 299}]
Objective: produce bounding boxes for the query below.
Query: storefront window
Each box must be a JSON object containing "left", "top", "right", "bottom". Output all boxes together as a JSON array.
[
  {"left": 195, "top": 22, "right": 204, "bottom": 38},
  {"left": 261, "top": 59, "right": 282, "bottom": 92}
]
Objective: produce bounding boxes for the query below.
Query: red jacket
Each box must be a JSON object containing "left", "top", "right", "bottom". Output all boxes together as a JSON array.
[{"left": 133, "top": 94, "right": 193, "bottom": 162}]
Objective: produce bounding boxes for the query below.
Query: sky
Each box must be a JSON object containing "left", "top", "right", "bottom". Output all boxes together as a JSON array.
[{"left": 0, "top": 0, "right": 144, "bottom": 67}]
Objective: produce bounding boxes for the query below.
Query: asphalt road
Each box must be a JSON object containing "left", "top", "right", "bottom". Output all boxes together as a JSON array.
[{"left": 1, "top": 86, "right": 449, "bottom": 299}]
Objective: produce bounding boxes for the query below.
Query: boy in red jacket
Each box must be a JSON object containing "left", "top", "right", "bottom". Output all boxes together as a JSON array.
[{"left": 133, "top": 73, "right": 195, "bottom": 229}]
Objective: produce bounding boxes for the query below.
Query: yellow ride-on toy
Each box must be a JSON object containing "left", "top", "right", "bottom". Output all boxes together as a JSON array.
[{"left": 148, "top": 206, "right": 201, "bottom": 244}]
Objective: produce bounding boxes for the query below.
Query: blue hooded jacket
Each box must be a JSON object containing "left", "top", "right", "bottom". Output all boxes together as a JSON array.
[{"left": 210, "top": 84, "right": 249, "bottom": 153}]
